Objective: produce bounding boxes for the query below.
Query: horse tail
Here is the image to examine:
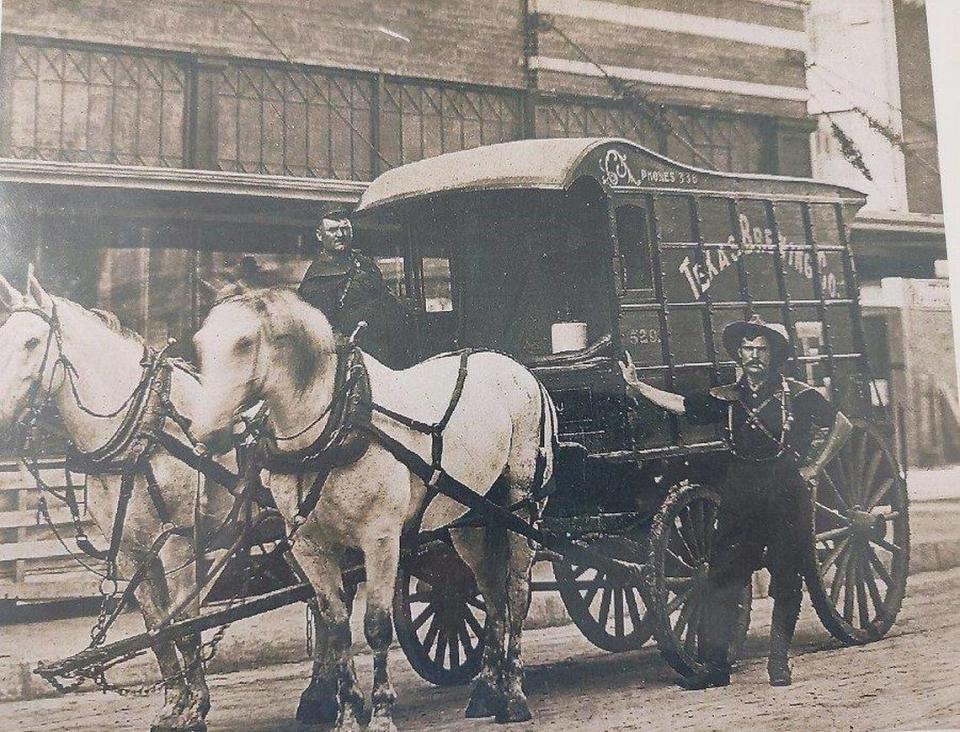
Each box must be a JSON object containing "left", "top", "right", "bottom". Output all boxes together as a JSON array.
[{"left": 531, "top": 380, "right": 559, "bottom": 499}]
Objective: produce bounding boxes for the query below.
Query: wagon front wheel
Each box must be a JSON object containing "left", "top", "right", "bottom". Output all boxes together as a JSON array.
[
  {"left": 553, "top": 536, "right": 653, "bottom": 653},
  {"left": 393, "top": 546, "right": 486, "bottom": 686},
  {"left": 805, "top": 421, "right": 910, "bottom": 644},
  {"left": 647, "top": 482, "right": 752, "bottom": 678}
]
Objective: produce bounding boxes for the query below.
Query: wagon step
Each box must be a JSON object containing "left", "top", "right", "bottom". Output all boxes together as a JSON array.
[{"left": 35, "top": 582, "right": 314, "bottom": 683}]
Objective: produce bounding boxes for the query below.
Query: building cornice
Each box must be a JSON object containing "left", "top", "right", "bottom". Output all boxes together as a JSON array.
[
  {"left": 851, "top": 209, "right": 945, "bottom": 237},
  {"left": 0, "top": 159, "right": 367, "bottom": 202}
]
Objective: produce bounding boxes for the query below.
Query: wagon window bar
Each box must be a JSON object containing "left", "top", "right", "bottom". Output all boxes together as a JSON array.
[
  {"left": 764, "top": 200, "right": 799, "bottom": 359},
  {"left": 646, "top": 192, "right": 682, "bottom": 446},
  {"left": 800, "top": 202, "right": 837, "bottom": 383},
  {"left": 726, "top": 198, "right": 752, "bottom": 316}
]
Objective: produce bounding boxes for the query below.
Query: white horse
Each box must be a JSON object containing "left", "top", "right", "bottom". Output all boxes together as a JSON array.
[
  {"left": 190, "top": 288, "right": 557, "bottom": 731},
  {"left": 0, "top": 274, "right": 240, "bottom": 732}
]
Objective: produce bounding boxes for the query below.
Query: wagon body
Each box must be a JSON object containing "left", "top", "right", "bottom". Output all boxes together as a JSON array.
[{"left": 353, "top": 138, "right": 910, "bottom": 682}]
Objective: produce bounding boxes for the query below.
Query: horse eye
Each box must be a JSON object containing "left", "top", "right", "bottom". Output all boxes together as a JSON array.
[{"left": 24, "top": 337, "right": 41, "bottom": 350}]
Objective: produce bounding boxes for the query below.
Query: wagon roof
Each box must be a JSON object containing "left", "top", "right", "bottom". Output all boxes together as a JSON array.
[{"left": 355, "top": 137, "right": 867, "bottom": 213}]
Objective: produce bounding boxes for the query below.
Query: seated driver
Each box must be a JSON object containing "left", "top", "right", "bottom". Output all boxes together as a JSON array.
[{"left": 298, "top": 209, "right": 414, "bottom": 367}]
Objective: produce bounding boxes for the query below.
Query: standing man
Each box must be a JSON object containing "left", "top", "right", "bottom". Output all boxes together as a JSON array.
[
  {"left": 621, "top": 315, "right": 852, "bottom": 688},
  {"left": 299, "top": 209, "right": 414, "bottom": 367}
]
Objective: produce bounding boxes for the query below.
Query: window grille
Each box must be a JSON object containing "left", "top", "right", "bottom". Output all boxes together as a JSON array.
[
  {"left": 214, "top": 63, "right": 376, "bottom": 180},
  {"left": 8, "top": 40, "right": 186, "bottom": 166}
]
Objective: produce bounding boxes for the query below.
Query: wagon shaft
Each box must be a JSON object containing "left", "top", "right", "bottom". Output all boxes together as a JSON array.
[{"left": 34, "top": 583, "right": 314, "bottom": 683}]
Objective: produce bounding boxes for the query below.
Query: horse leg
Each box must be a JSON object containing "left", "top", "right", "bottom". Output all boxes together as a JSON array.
[
  {"left": 118, "top": 551, "right": 200, "bottom": 732},
  {"left": 163, "top": 537, "right": 211, "bottom": 726},
  {"left": 363, "top": 534, "right": 401, "bottom": 732},
  {"left": 297, "top": 569, "right": 358, "bottom": 723},
  {"left": 292, "top": 544, "right": 364, "bottom": 732},
  {"left": 451, "top": 525, "right": 508, "bottom": 719},
  {"left": 497, "top": 526, "right": 535, "bottom": 724}
]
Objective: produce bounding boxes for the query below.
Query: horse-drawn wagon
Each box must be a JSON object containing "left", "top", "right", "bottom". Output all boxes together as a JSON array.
[{"left": 6, "top": 137, "right": 909, "bottom": 728}]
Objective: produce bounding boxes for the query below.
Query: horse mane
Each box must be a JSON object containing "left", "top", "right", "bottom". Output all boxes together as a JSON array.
[{"left": 55, "top": 297, "right": 146, "bottom": 347}]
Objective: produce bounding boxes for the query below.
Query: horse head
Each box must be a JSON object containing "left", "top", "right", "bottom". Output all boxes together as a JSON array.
[
  {"left": 191, "top": 288, "right": 337, "bottom": 453},
  {"left": 0, "top": 274, "right": 62, "bottom": 429}
]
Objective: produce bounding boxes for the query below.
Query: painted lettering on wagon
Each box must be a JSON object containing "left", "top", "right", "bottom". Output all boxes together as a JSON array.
[
  {"left": 600, "top": 149, "right": 699, "bottom": 188},
  {"left": 677, "top": 213, "right": 842, "bottom": 301}
]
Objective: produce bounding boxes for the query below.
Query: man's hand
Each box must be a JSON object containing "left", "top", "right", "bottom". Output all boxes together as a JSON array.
[
  {"left": 619, "top": 351, "right": 687, "bottom": 415},
  {"left": 619, "top": 351, "right": 642, "bottom": 390}
]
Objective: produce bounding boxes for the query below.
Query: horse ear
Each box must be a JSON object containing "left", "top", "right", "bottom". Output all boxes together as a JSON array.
[
  {"left": 27, "top": 273, "right": 55, "bottom": 314},
  {"left": 0, "top": 274, "right": 22, "bottom": 311}
]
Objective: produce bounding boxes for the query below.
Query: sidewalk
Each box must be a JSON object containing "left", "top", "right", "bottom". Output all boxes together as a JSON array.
[{"left": 2, "top": 469, "right": 959, "bottom": 703}]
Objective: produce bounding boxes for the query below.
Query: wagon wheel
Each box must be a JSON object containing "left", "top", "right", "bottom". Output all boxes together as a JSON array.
[
  {"left": 553, "top": 535, "right": 653, "bottom": 652},
  {"left": 805, "top": 420, "right": 910, "bottom": 644},
  {"left": 393, "top": 544, "right": 486, "bottom": 686},
  {"left": 647, "top": 482, "right": 752, "bottom": 678}
]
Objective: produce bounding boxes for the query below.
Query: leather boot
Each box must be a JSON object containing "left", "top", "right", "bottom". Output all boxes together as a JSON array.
[
  {"left": 768, "top": 594, "right": 801, "bottom": 686},
  {"left": 678, "top": 588, "right": 736, "bottom": 692}
]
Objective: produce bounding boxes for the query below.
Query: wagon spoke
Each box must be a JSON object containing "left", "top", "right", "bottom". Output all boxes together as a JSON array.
[
  {"left": 458, "top": 622, "right": 474, "bottom": 653},
  {"left": 866, "top": 478, "right": 895, "bottom": 511},
  {"left": 816, "top": 501, "right": 847, "bottom": 523},
  {"left": 614, "top": 587, "right": 625, "bottom": 637},
  {"left": 862, "top": 450, "right": 884, "bottom": 504},
  {"left": 449, "top": 631, "right": 460, "bottom": 669},
  {"left": 598, "top": 587, "right": 613, "bottom": 629},
  {"left": 422, "top": 615, "right": 441, "bottom": 653},
  {"left": 673, "top": 592, "right": 697, "bottom": 637},
  {"left": 870, "top": 537, "right": 904, "bottom": 556},
  {"left": 666, "top": 587, "right": 694, "bottom": 614},
  {"left": 407, "top": 592, "right": 433, "bottom": 604},
  {"left": 433, "top": 629, "right": 448, "bottom": 666},
  {"left": 851, "top": 430, "right": 868, "bottom": 490},
  {"left": 688, "top": 503, "right": 706, "bottom": 558},
  {"left": 820, "top": 470, "right": 850, "bottom": 511},
  {"left": 842, "top": 550, "right": 856, "bottom": 623},
  {"left": 465, "top": 595, "right": 487, "bottom": 612},
  {"left": 861, "top": 556, "right": 885, "bottom": 614},
  {"left": 829, "top": 543, "right": 852, "bottom": 605},
  {"left": 818, "top": 536, "right": 850, "bottom": 580},
  {"left": 625, "top": 587, "right": 644, "bottom": 630},
  {"left": 570, "top": 564, "right": 591, "bottom": 581},
  {"left": 816, "top": 526, "right": 851, "bottom": 543},
  {"left": 583, "top": 578, "right": 603, "bottom": 608},
  {"left": 463, "top": 607, "right": 484, "bottom": 637},
  {"left": 412, "top": 603, "right": 436, "bottom": 631},
  {"left": 673, "top": 516, "right": 698, "bottom": 563},
  {"left": 683, "top": 599, "right": 701, "bottom": 656},
  {"left": 666, "top": 547, "right": 695, "bottom": 572},
  {"left": 701, "top": 501, "right": 718, "bottom": 557},
  {"left": 867, "top": 546, "right": 894, "bottom": 587},
  {"left": 855, "top": 561, "right": 871, "bottom": 628}
]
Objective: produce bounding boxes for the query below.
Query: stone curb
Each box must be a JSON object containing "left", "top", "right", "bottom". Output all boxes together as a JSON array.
[{"left": 2, "top": 538, "right": 958, "bottom": 704}]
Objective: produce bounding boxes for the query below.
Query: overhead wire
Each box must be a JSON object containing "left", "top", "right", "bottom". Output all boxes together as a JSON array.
[
  {"left": 535, "top": 14, "right": 720, "bottom": 171},
  {"left": 224, "top": 0, "right": 393, "bottom": 170}
]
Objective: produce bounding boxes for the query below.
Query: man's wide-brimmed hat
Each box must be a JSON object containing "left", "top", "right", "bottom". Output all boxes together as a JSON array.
[{"left": 722, "top": 314, "right": 792, "bottom": 366}]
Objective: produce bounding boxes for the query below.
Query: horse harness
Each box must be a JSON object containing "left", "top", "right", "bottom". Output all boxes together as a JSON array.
[
  {"left": 11, "top": 305, "right": 245, "bottom": 575},
  {"left": 259, "top": 346, "right": 552, "bottom": 539}
]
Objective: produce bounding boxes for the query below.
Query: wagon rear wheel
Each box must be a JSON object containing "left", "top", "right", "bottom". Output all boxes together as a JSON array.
[
  {"left": 393, "top": 543, "right": 486, "bottom": 686},
  {"left": 647, "top": 482, "right": 752, "bottom": 678},
  {"left": 805, "top": 421, "right": 910, "bottom": 644},
  {"left": 553, "top": 536, "right": 653, "bottom": 653}
]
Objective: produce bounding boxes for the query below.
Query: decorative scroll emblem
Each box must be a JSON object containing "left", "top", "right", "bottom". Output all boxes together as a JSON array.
[
  {"left": 600, "top": 149, "right": 640, "bottom": 187},
  {"left": 600, "top": 148, "right": 700, "bottom": 188}
]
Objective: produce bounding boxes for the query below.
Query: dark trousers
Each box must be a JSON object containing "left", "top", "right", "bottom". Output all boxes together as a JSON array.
[{"left": 701, "top": 458, "right": 813, "bottom": 667}]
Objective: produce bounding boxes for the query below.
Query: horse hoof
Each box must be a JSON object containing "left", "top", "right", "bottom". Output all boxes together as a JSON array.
[
  {"left": 495, "top": 698, "right": 532, "bottom": 724},
  {"left": 150, "top": 720, "right": 206, "bottom": 732},
  {"left": 368, "top": 717, "right": 399, "bottom": 732},
  {"left": 295, "top": 693, "right": 339, "bottom": 724},
  {"left": 465, "top": 682, "right": 501, "bottom": 718}
]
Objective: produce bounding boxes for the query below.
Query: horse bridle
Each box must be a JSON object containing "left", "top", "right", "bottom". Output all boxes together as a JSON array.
[{"left": 10, "top": 304, "right": 67, "bottom": 431}]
